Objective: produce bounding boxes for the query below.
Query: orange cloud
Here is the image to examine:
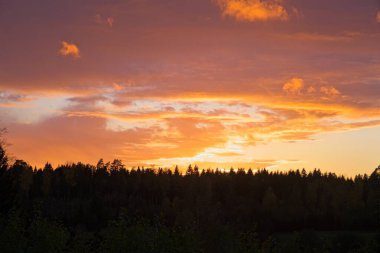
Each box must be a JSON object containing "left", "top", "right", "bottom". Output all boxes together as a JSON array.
[
  {"left": 281, "top": 79, "right": 342, "bottom": 100},
  {"left": 216, "top": 0, "right": 289, "bottom": 22},
  {"left": 282, "top": 78, "right": 304, "bottom": 94},
  {"left": 377, "top": 11, "right": 380, "bottom": 23},
  {"left": 59, "top": 41, "right": 80, "bottom": 58},
  {"left": 7, "top": 115, "right": 226, "bottom": 167},
  {"left": 5, "top": 89, "right": 380, "bottom": 170},
  {"left": 112, "top": 83, "right": 125, "bottom": 91}
]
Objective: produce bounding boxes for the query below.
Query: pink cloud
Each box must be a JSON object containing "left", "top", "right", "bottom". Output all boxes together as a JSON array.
[
  {"left": 95, "top": 14, "right": 114, "bottom": 27},
  {"left": 320, "top": 86, "right": 341, "bottom": 97}
]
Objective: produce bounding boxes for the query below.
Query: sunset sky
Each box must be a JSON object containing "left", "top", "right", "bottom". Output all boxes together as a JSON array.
[{"left": 1, "top": 0, "right": 380, "bottom": 175}]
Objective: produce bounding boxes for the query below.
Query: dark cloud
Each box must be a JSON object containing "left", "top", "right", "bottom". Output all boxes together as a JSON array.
[
  {"left": 0, "top": 0, "right": 379, "bottom": 96},
  {"left": 0, "top": 91, "right": 27, "bottom": 103}
]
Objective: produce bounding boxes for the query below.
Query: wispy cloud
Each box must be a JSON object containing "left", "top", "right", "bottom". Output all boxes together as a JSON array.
[
  {"left": 279, "top": 32, "right": 360, "bottom": 42},
  {"left": 95, "top": 14, "right": 114, "bottom": 27},
  {"left": 215, "top": 0, "right": 289, "bottom": 22},
  {"left": 377, "top": 11, "right": 380, "bottom": 23},
  {"left": 59, "top": 41, "right": 80, "bottom": 58},
  {"left": 320, "top": 86, "right": 340, "bottom": 97}
]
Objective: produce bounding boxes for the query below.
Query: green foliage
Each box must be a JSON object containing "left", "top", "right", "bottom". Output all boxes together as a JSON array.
[
  {"left": 0, "top": 155, "right": 379, "bottom": 252},
  {"left": 0, "top": 210, "right": 27, "bottom": 253},
  {"left": 68, "top": 227, "right": 95, "bottom": 253},
  {"left": 0, "top": 144, "right": 8, "bottom": 171},
  {"left": 26, "top": 214, "right": 69, "bottom": 253}
]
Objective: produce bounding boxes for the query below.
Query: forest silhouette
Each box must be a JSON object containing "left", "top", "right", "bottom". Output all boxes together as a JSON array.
[{"left": 0, "top": 140, "right": 379, "bottom": 252}]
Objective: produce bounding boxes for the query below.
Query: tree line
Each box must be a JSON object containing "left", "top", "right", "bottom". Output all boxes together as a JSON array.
[{"left": 0, "top": 143, "right": 379, "bottom": 252}]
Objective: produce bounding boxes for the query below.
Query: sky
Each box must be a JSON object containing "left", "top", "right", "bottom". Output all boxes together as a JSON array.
[{"left": 1, "top": 0, "right": 380, "bottom": 176}]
